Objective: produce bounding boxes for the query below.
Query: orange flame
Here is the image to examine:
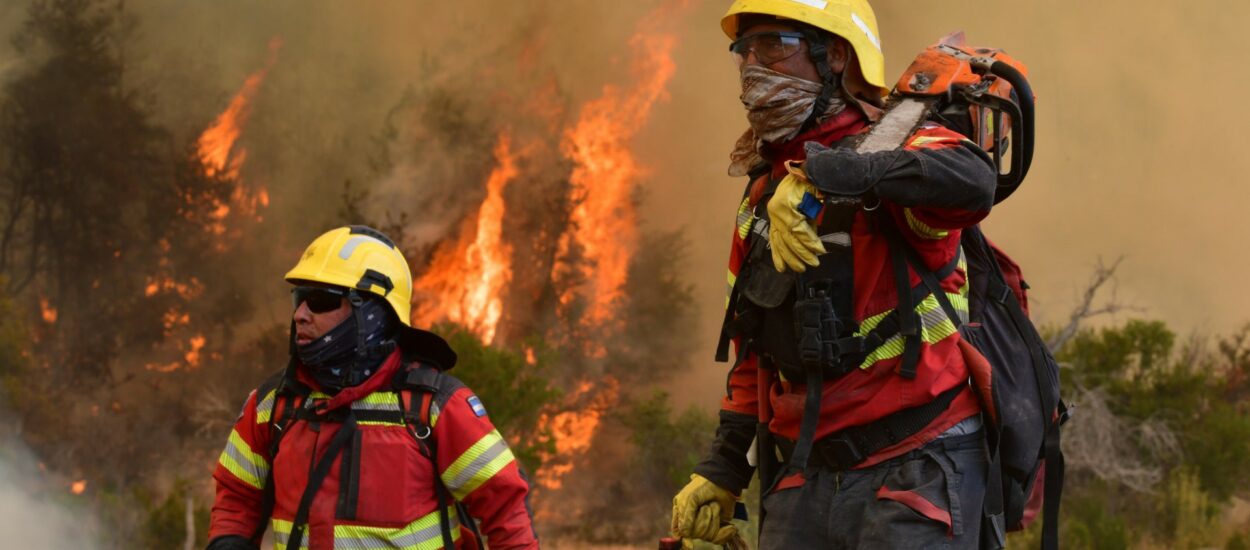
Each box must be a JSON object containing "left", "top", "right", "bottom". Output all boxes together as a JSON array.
[
  {"left": 413, "top": 133, "right": 518, "bottom": 344},
  {"left": 192, "top": 37, "right": 280, "bottom": 244},
  {"left": 70, "top": 480, "right": 86, "bottom": 495},
  {"left": 553, "top": 6, "right": 685, "bottom": 324},
  {"left": 38, "top": 296, "right": 57, "bottom": 324},
  {"left": 197, "top": 38, "right": 281, "bottom": 179},
  {"left": 535, "top": 377, "right": 620, "bottom": 490}
]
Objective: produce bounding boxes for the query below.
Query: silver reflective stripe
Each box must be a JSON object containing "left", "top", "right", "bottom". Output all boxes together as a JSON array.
[
  {"left": 338, "top": 236, "right": 379, "bottom": 260},
  {"left": 351, "top": 401, "right": 401, "bottom": 412},
  {"left": 445, "top": 438, "right": 508, "bottom": 492},
  {"left": 223, "top": 437, "right": 268, "bottom": 484},
  {"left": 333, "top": 515, "right": 458, "bottom": 549}
]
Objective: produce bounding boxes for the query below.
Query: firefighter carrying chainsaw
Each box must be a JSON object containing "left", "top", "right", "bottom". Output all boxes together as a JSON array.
[
  {"left": 672, "top": 1, "right": 1066, "bottom": 549},
  {"left": 206, "top": 226, "right": 539, "bottom": 550}
]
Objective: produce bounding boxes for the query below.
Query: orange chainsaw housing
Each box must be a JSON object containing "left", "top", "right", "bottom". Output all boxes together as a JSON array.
[{"left": 895, "top": 32, "right": 1031, "bottom": 157}]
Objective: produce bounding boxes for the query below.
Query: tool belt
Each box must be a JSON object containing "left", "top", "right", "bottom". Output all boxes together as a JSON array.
[{"left": 775, "top": 384, "right": 965, "bottom": 472}]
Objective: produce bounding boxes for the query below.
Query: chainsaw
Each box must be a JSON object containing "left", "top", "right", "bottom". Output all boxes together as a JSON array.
[{"left": 854, "top": 31, "right": 1035, "bottom": 204}]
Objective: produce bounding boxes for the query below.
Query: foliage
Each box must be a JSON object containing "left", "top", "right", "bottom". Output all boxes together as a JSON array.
[
  {"left": 1052, "top": 319, "right": 1250, "bottom": 548},
  {"left": 617, "top": 390, "right": 717, "bottom": 495},
  {"left": 437, "top": 324, "right": 560, "bottom": 473}
]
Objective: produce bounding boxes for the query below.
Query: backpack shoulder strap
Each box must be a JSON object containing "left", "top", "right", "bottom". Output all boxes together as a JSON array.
[
  {"left": 250, "top": 363, "right": 309, "bottom": 543},
  {"left": 392, "top": 361, "right": 471, "bottom": 549}
]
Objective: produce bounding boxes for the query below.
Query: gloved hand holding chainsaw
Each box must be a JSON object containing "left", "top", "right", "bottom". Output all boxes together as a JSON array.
[{"left": 766, "top": 142, "right": 909, "bottom": 273}]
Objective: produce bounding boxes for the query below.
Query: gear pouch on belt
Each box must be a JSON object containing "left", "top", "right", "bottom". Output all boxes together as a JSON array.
[{"left": 740, "top": 236, "right": 797, "bottom": 308}]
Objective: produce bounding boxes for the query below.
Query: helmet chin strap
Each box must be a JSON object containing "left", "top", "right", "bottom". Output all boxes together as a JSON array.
[{"left": 798, "top": 27, "right": 840, "bottom": 134}]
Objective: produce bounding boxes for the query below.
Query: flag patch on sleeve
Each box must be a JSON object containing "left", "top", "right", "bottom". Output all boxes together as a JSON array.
[{"left": 467, "top": 395, "right": 487, "bottom": 417}]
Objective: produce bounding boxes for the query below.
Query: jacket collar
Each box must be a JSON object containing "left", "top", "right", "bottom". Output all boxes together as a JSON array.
[
  {"left": 762, "top": 107, "right": 868, "bottom": 178},
  {"left": 295, "top": 347, "right": 404, "bottom": 411}
]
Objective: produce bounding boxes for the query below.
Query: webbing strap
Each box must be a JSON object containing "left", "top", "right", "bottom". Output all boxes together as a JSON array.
[
  {"left": 716, "top": 227, "right": 760, "bottom": 363},
  {"left": 286, "top": 413, "right": 358, "bottom": 550},
  {"left": 252, "top": 371, "right": 305, "bottom": 544},
  {"left": 890, "top": 230, "right": 922, "bottom": 379}
]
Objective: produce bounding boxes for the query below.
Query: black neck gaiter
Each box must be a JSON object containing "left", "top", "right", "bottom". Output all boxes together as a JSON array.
[{"left": 295, "top": 296, "right": 397, "bottom": 392}]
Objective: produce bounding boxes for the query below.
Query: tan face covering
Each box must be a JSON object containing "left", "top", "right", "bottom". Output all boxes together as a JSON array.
[{"left": 728, "top": 64, "right": 846, "bottom": 177}]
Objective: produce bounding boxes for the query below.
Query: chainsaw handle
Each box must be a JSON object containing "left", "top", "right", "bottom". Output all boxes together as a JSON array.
[{"left": 985, "top": 59, "right": 1035, "bottom": 203}]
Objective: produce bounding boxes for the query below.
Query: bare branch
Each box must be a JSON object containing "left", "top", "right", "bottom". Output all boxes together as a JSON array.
[{"left": 1047, "top": 257, "right": 1139, "bottom": 353}]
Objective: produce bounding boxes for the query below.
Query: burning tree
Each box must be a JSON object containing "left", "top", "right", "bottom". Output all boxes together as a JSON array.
[{"left": 0, "top": 0, "right": 712, "bottom": 546}]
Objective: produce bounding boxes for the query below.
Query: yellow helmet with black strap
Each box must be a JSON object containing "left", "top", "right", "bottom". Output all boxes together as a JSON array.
[
  {"left": 722, "top": 0, "right": 890, "bottom": 99},
  {"left": 286, "top": 225, "right": 455, "bottom": 370}
]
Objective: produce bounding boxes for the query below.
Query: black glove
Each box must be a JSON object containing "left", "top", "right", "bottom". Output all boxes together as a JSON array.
[
  {"left": 206, "top": 535, "right": 259, "bottom": 550},
  {"left": 802, "top": 141, "right": 910, "bottom": 197}
]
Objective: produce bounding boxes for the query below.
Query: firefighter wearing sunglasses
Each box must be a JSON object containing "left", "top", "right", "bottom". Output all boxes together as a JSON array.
[
  {"left": 207, "top": 226, "right": 538, "bottom": 550},
  {"left": 672, "top": 0, "right": 998, "bottom": 548}
]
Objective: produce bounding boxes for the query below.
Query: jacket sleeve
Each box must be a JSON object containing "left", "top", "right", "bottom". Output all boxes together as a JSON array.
[
  {"left": 208, "top": 387, "right": 276, "bottom": 544},
  {"left": 693, "top": 194, "right": 762, "bottom": 494},
  {"left": 875, "top": 124, "right": 998, "bottom": 236},
  {"left": 436, "top": 387, "right": 538, "bottom": 550}
]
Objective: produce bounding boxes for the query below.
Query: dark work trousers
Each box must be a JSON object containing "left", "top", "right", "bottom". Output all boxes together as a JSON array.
[{"left": 759, "top": 431, "right": 989, "bottom": 549}]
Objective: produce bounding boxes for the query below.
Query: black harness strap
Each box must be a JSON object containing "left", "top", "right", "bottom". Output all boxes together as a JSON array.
[
  {"left": 251, "top": 370, "right": 306, "bottom": 544},
  {"left": 286, "top": 412, "right": 358, "bottom": 550},
  {"left": 890, "top": 233, "right": 922, "bottom": 379},
  {"left": 395, "top": 365, "right": 458, "bottom": 550}
]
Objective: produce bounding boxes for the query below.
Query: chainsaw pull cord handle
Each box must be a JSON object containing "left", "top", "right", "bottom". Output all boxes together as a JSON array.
[{"left": 972, "top": 57, "right": 1035, "bottom": 203}]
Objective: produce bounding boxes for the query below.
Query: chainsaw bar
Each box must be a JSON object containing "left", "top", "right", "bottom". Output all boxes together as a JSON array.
[{"left": 853, "top": 97, "right": 934, "bottom": 154}]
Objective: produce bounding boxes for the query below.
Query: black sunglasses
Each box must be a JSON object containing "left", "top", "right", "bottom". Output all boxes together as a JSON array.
[
  {"left": 729, "top": 31, "right": 806, "bottom": 67},
  {"left": 291, "top": 286, "right": 348, "bottom": 314}
]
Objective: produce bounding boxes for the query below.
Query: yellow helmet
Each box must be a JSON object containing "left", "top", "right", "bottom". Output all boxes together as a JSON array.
[
  {"left": 722, "top": 0, "right": 889, "bottom": 98},
  {"left": 285, "top": 226, "right": 414, "bottom": 326}
]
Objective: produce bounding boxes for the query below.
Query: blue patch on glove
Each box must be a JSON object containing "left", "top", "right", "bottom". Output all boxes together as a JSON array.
[{"left": 797, "top": 192, "right": 824, "bottom": 220}]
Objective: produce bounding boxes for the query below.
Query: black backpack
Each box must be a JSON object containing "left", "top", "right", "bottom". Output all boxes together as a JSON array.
[{"left": 886, "top": 223, "right": 1068, "bottom": 550}]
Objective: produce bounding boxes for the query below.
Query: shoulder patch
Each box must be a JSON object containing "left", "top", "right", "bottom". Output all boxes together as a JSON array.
[{"left": 467, "top": 395, "right": 487, "bottom": 417}]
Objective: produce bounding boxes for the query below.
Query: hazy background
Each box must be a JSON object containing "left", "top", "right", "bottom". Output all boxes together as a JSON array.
[
  {"left": 2, "top": 1, "right": 1247, "bottom": 547},
  {"left": 97, "top": 0, "right": 1249, "bottom": 408}
]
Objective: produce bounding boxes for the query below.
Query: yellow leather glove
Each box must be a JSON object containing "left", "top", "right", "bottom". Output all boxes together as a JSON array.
[
  {"left": 766, "top": 162, "right": 826, "bottom": 273},
  {"left": 671, "top": 474, "right": 739, "bottom": 545}
]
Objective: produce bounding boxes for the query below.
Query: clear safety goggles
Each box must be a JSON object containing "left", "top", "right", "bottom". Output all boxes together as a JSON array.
[{"left": 729, "top": 31, "right": 806, "bottom": 68}]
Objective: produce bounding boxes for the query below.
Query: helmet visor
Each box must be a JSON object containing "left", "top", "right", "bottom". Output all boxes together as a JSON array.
[{"left": 730, "top": 31, "right": 805, "bottom": 68}]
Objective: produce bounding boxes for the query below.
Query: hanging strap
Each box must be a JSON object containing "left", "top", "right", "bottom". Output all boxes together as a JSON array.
[
  {"left": 251, "top": 370, "right": 306, "bottom": 544},
  {"left": 395, "top": 366, "right": 457, "bottom": 550},
  {"left": 285, "top": 413, "right": 358, "bottom": 550},
  {"left": 889, "top": 229, "right": 923, "bottom": 379}
]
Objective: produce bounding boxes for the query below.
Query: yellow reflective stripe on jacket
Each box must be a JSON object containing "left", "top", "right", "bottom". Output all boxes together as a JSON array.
[
  {"left": 354, "top": 390, "right": 406, "bottom": 426},
  {"left": 726, "top": 270, "right": 737, "bottom": 309},
  {"left": 272, "top": 519, "right": 309, "bottom": 550},
  {"left": 217, "top": 428, "right": 268, "bottom": 490},
  {"left": 904, "top": 208, "right": 949, "bottom": 239},
  {"left": 255, "top": 388, "right": 277, "bottom": 424},
  {"left": 273, "top": 509, "right": 459, "bottom": 550},
  {"left": 855, "top": 280, "right": 970, "bottom": 369},
  {"left": 442, "top": 429, "right": 515, "bottom": 500},
  {"left": 908, "top": 135, "right": 956, "bottom": 147},
  {"left": 334, "top": 508, "right": 460, "bottom": 549},
  {"left": 736, "top": 197, "right": 753, "bottom": 240},
  {"left": 352, "top": 391, "right": 401, "bottom": 411}
]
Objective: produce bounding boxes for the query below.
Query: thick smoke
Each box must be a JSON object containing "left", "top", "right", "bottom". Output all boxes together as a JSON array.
[
  {"left": 0, "top": 433, "right": 99, "bottom": 549},
  {"left": 4, "top": 2, "right": 1243, "bottom": 541}
]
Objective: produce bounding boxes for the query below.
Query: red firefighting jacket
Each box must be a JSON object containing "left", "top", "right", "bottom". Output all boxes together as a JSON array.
[
  {"left": 696, "top": 108, "right": 993, "bottom": 493},
  {"left": 209, "top": 348, "right": 538, "bottom": 549}
]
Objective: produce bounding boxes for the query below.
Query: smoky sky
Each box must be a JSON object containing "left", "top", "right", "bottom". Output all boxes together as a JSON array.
[{"left": 59, "top": 0, "right": 1250, "bottom": 407}]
